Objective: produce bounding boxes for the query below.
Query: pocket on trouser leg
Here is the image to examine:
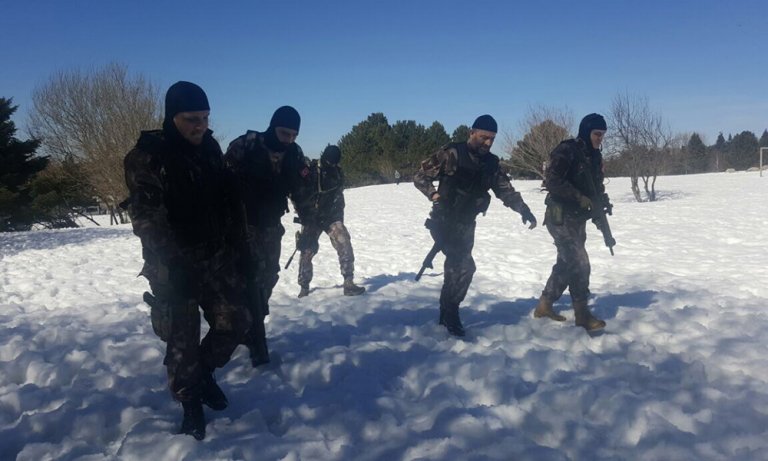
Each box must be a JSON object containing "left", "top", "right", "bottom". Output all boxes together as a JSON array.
[
  {"left": 545, "top": 203, "right": 563, "bottom": 226},
  {"left": 144, "top": 291, "right": 171, "bottom": 342}
]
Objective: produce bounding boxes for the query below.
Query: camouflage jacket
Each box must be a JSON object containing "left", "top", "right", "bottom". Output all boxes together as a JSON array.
[
  {"left": 414, "top": 142, "right": 530, "bottom": 221},
  {"left": 123, "top": 130, "right": 242, "bottom": 267},
  {"left": 293, "top": 159, "right": 345, "bottom": 228},
  {"left": 224, "top": 131, "right": 311, "bottom": 229},
  {"left": 545, "top": 138, "right": 606, "bottom": 210}
]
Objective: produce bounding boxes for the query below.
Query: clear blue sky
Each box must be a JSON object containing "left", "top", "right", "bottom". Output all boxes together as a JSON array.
[{"left": 3, "top": 0, "right": 766, "bottom": 157}]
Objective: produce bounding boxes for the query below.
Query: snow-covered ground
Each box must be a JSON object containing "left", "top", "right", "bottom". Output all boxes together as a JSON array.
[{"left": 1, "top": 171, "right": 767, "bottom": 461}]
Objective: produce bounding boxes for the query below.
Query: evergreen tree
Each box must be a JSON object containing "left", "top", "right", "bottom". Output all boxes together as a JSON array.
[
  {"left": 710, "top": 132, "right": 728, "bottom": 171},
  {"left": 714, "top": 133, "right": 727, "bottom": 150},
  {"left": 451, "top": 125, "right": 471, "bottom": 143},
  {"left": 758, "top": 129, "right": 768, "bottom": 148},
  {"left": 338, "top": 113, "right": 391, "bottom": 186},
  {"left": 728, "top": 131, "right": 759, "bottom": 170},
  {"left": 30, "top": 156, "right": 96, "bottom": 229},
  {"left": 686, "top": 133, "right": 707, "bottom": 173},
  {"left": 423, "top": 121, "right": 450, "bottom": 154},
  {"left": 0, "top": 98, "right": 48, "bottom": 231}
]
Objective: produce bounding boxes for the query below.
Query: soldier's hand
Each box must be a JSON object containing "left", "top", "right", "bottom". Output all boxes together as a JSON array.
[
  {"left": 430, "top": 192, "right": 440, "bottom": 202},
  {"left": 521, "top": 208, "right": 537, "bottom": 230},
  {"left": 578, "top": 195, "right": 592, "bottom": 210},
  {"left": 602, "top": 193, "right": 613, "bottom": 215}
]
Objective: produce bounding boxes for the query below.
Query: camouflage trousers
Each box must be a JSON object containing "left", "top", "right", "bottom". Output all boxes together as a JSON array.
[
  {"left": 246, "top": 223, "right": 285, "bottom": 313},
  {"left": 297, "top": 221, "right": 356, "bottom": 287},
  {"left": 438, "top": 220, "right": 477, "bottom": 314},
  {"left": 542, "top": 213, "right": 591, "bottom": 303},
  {"left": 145, "top": 249, "right": 251, "bottom": 402},
  {"left": 240, "top": 224, "right": 284, "bottom": 361}
]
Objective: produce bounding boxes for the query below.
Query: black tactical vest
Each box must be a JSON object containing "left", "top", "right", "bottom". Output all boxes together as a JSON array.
[
  {"left": 437, "top": 142, "right": 497, "bottom": 220},
  {"left": 137, "top": 131, "right": 229, "bottom": 249},
  {"left": 566, "top": 140, "right": 603, "bottom": 198},
  {"left": 242, "top": 131, "right": 305, "bottom": 228}
]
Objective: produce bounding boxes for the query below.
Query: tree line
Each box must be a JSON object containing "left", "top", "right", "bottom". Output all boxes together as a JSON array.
[
  {"left": 2, "top": 63, "right": 766, "bottom": 231},
  {"left": 336, "top": 112, "right": 469, "bottom": 187}
]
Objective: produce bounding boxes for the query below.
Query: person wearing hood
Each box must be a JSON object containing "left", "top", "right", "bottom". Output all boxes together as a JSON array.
[
  {"left": 414, "top": 114, "right": 538, "bottom": 337},
  {"left": 292, "top": 145, "right": 365, "bottom": 298},
  {"left": 533, "top": 113, "right": 611, "bottom": 331},
  {"left": 224, "top": 106, "right": 312, "bottom": 366},
  {"left": 123, "top": 81, "right": 252, "bottom": 440}
]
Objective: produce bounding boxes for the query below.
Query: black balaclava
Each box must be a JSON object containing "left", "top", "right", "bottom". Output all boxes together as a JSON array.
[
  {"left": 162, "top": 81, "right": 210, "bottom": 145},
  {"left": 471, "top": 114, "right": 498, "bottom": 133},
  {"left": 321, "top": 145, "right": 342, "bottom": 165},
  {"left": 577, "top": 113, "right": 607, "bottom": 148},
  {"left": 264, "top": 105, "right": 301, "bottom": 152}
]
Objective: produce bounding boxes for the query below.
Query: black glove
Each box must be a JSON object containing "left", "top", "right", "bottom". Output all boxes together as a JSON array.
[
  {"left": 602, "top": 193, "right": 613, "bottom": 215},
  {"left": 520, "top": 207, "right": 537, "bottom": 229},
  {"left": 578, "top": 195, "right": 592, "bottom": 210}
]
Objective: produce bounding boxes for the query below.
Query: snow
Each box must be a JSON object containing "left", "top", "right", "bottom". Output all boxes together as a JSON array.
[{"left": 1, "top": 171, "right": 767, "bottom": 460}]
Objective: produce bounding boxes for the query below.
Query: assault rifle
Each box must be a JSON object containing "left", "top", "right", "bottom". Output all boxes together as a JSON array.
[
  {"left": 588, "top": 193, "right": 616, "bottom": 256},
  {"left": 573, "top": 148, "right": 617, "bottom": 256},
  {"left": 415, "top": 241, "right": 441, "bottom": 281},
  {"left": 415, "top": 218, "right": 442, "bottom": 281},
  {"left": 284, "top": 229, "right": 301, "bottom": 269}
]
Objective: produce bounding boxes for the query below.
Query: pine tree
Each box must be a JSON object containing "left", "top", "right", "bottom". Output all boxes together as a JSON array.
[
  {"left": 0, "top": 98, "right": 48, "bottom": 231},
  {"left": 686, "top": 133, "right": 707, "bottom": 173},
  {"left": 758, "top": 129, "right": 768, "bottom": 148},
  {"left": 337, "top": 113, "right": 391, "bottom": 186},
  {"left": 451, "top": 125, "right": 471, "bottom": 143},
  {"left": 728, "top": 131, "right": 759, "bottom": 170},
  {"left": 710, "top": 132, "right": 728, "bottom": 171}
]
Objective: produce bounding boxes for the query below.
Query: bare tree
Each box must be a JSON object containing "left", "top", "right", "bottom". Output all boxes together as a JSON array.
[
  {"left": 29, "top": 63, "right": 162, "bottom": 223},
  {"left": 606, "top": 92, "right": 677, "bottom": 202},
  {"left": 504, "top": 105, "right": 573, "bottom": 179}
]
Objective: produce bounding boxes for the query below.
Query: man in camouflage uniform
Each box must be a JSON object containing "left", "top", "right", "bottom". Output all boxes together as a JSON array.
[
  {"left": 414, "top": 114, "right": 537, "bottom": 337},
  {"left": 293, "top": 145, "right": 365, "bottom": 298},
  {"left": 123, "top": 81, "right": 251, "bottom": 440},
  {"left": 224, "top": 106, "right": 312, "bottom": 366},
  {"left": 533, "top": 113, "right": 610, "bottom": 331}
]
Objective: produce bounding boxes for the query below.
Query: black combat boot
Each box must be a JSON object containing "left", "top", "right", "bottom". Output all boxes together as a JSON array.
[
  {"left": 201, "top": 372, "right": 228, "bottom": 411},
  {"left": 343, "top": 276, "right": 365, "bottom": 296},
  {"left": 573, "top": 300, "right": 606, "bottom": 331},
  {"left": 533, "top": 295, "right": 566, "bottom": 322},
  {"left": 439, "top": 307, "right": 465, "bottom": 337},
  {"left": 179, "top": 400, "right": 206, "bottom": 440},
  {"left": 298, "top": 284, "right": 310, "bottom": 298}
]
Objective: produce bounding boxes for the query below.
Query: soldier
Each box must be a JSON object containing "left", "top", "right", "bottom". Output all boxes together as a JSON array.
[
  {"left": 123, "top": 81, "right": 251, "bottom": 440},
  {"left": 533, "top": 113, "right": 610, "bottom": 331},
  {"left": 414, "top": 114, "right": 537, "bottom": 337},
  {"left": 224, "top": 106, "right": 312, "bottom": 366},
  {"left": 293, "top": 145, "right": 365, "bottom": 298}
]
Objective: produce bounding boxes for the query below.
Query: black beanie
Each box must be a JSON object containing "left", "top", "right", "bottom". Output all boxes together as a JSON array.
[
  {"left": 471, "top": 114, "right": 498, "bottom": 133},
  {"left": 321, "top": 145, "right": 342, "bottom": 165},
  {"left": 164, "top": 81, "right": 210, "bottom": 122},
  {"left": 269, "top": 106, "right": 301, "bottom": 131},
  {"left": 578, "top": 113, "right": 607, "bottom": 143}
]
